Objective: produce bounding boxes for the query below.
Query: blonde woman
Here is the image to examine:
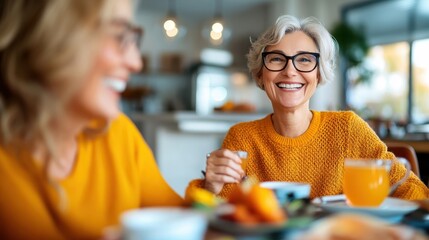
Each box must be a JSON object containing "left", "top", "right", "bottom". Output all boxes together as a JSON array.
[{"left": 0, "top": 0, "right": 183, "bottom": 239}]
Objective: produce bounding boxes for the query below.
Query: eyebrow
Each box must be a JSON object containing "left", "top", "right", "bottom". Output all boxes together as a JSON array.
[{"left": 111, "top": 18, "right": 141, "bottom": 29}]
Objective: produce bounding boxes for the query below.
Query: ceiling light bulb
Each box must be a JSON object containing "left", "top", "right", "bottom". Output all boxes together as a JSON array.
[
  {"left": 211, "top": 22, "right": 224, "bottom": 33},
  {"left": 210, "top": 30, "right": 222, "bottom": 40},
  {"left": 163, "top": 19, "right": 176, "bottom": 31},
  {"left": 166, "top": 27, "right": 179, "bottom": 37}
]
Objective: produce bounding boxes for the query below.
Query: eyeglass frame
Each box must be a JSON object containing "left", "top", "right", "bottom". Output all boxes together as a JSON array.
[
  {"left": 110, "top": 19, "right": 143, "bottom": 52},
  {"left": 261, "top": 51, "right": 320, "bottom": 73}
]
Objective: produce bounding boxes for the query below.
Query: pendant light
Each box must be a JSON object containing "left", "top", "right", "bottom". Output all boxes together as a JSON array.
[
  {"left": 210, "top": 0, "right": 224, "bottom": 44},
  {"left": 210, "top": 0, "right": 223, "bottom": 40},
  {"left": 207, "top": 0, "right": 230, "bottom": 45},
  {"left": 163, "top": 0, "right": 179, "bottom": 38}
]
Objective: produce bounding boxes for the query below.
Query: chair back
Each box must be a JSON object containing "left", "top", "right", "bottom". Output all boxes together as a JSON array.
[{"left": 386, "top": 142, "right": 420, "bottom": 178}]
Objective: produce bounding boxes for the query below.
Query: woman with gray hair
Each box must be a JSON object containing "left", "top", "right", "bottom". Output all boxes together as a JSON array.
[{"left": 187, "top": 15, "right": 428, "bottom": 200}]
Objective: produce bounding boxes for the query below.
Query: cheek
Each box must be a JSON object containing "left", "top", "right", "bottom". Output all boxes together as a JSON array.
[
  {"left": 92, "top": 41, "right": 121, "bottom": 74},
  {"left": 261, "top": 72, "right": 276, "bottom": 94},
  {"left": 305, "top": 72, "right": 319, "bottom": 85},
  {"left": 100, "top": 46, "right": 120, "bottom": 70},
  {"left": 79, "top": 42, "right": 120, "bottom": 97},
  {"left": 261, "top": 69, "right": 276, "bottom": 83}
]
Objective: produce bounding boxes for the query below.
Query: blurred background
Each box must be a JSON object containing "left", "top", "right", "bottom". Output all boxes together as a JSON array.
[{"left": 123, "top": 0, "right": 429, "bottom": 196}]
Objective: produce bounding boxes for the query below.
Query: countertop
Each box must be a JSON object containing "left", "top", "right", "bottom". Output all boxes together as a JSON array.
[{"left": 131, "top": 111, "right": 268, "bottom": 133}]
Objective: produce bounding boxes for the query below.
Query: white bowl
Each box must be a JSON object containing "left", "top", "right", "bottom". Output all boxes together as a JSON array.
[
  {"left": 260, "top": 181, "right": 311, "bottom": 204},
  {"left": 121, "top": 207, "right": 208, "bottom": 240}
]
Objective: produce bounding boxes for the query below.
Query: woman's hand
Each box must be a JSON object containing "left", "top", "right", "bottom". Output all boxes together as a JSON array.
[{"left": 203, "top": 149, "right": 246, "bottom": 194}]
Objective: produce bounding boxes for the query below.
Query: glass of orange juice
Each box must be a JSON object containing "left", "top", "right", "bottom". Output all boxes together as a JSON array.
[
  {"left": 235, "top": 151, "right": 248, "bottom": 178},
  {"left": 343, "top": 158, "right": 410, "bottom": 207}
]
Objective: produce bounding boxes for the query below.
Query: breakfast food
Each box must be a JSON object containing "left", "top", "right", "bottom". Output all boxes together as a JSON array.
[
  {"left": 185, "top": 187, "right": 222, "bottom": 209},
  {"left": 297, "top": 213, "right": 428, "bottom": 240},
  {"left": 215, "top": 101, "right": 256, "bottom": 113},
  {"left": 221, "top": 178, "right": 287, "bottom": 224}
]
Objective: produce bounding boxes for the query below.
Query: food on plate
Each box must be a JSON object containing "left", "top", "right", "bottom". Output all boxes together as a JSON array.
[
  {"left": 247, "top": 184, "right": 286, "bottom": 223},
  {"left": 297, "top": 213, "right": 428, "bottom": 240},
  {"left": 215, "top": 101, "right": 256, "bottom": 113},
  {"left": 185, "top": 187, "right": 222, "bottom": 209},
  {"left": 228, "top": 183, "right": 248, "bottom": 205},
  {"left": 221, "top": 178, "right": 287, "bottom": 224},
  {"left": 222, "top": 204, "right": 260, "bottom": 224},
  {"left": 219, "top": 100, "right": 235, "bottom": 111}
]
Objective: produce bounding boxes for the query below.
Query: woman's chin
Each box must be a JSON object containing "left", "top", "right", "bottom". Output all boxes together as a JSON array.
[
  {"left": 106, "top": 108, "right": 121, "bottom": 120},
  {"left": 95, "top": 104, "right": 122, "bottom": 122}
]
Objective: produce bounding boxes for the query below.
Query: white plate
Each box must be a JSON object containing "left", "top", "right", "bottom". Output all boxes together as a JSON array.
[
  {"left": 312, "top": 195, "right": 419, "bottom": 223},
  {"left": 260, "top": 181, "right": 311, "bottom": 204}
]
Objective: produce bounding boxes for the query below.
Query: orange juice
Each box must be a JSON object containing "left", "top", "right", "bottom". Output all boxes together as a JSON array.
[
  {"left": 241, "top": 158, "right": 248, "bottom": 170},
  {"left": 343, "top": 164, "right": 389, "bottom": 207},
  {"left": 235, "top": 151, "right": 248, "bottom": 170}
]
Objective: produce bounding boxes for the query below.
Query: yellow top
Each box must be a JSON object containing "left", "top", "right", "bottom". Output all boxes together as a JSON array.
[
  {"left": 187, "top": 111, "right": 429, "bottom": 200},
  {"left": 0, "top": 113, "right": 183, "bottom": 239}
]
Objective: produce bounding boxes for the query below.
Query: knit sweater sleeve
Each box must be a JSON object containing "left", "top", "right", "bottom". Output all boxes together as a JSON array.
[{"left": 347, "top": 112, "right": 429, "bottom": 199}]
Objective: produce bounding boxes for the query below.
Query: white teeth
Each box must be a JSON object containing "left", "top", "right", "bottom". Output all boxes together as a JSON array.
[
  {"left": 277, "top": 83, "right": 303, "bottom": 89},
  {"left": 104, "top": 78, "right": 126, "bottom": 93}
]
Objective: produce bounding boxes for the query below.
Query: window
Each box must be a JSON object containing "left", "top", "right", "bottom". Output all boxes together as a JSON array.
[
  {"left": 343, "top": 0, "right": 429, "bottom": 125},
  {"left": 347, "top": 42, "right": 409, "bottom": 121},
  {"left": 412, "top": 39, "right": 429, "bottom": 124}
]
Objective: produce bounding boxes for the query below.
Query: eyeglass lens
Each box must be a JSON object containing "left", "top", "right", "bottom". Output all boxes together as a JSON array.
[
  {"left": 120, "top": 27, "right": 142, "bottom": 50},
  {"left": 111, "top": 19, "right": 143, "bottom": 51},
  {"left": 263, "top": 52, "right": 319, "bottom": 72}
]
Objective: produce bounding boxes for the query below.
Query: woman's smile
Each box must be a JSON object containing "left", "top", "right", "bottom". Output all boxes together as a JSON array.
[
  {"left": 276, "top": 82, "right": 305, "bottom": 90},
  {"left": 104, "top": 77, "right": 127, "bottom": 93}
]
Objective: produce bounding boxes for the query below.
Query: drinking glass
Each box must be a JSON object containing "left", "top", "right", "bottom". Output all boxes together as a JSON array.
[
  {"left": 343, "top": 158, "right": 410, "bottom": 207},
  {"left": 235, "top": 151, "right": 248, "bottom": 179}
]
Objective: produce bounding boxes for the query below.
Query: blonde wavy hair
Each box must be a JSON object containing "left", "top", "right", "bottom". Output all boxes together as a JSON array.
[
  {"left": 247, "top": 15, "right": 338, "bottom": 89},
  {"left": 0, "top": 0, "right": 116, "bottom": 155}
]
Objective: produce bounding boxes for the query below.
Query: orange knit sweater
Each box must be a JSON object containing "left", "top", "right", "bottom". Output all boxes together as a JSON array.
[
  {"left": 0, "top": 113, "right": 183, "bottom": 239},
  {"left": 187, "top": 111, "right": 429, "bottom": 200}
]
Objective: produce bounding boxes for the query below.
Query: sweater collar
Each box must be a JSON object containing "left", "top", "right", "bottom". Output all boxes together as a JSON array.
[{"left": 263, "top": 110, "right": 321, "bottom": 146}]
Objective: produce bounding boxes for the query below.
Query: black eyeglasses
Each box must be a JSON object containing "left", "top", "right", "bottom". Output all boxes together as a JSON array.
[
  {"left": 262, "top": 51, "right": 320, "bottom": 72},
  {"left": 110, "top": 19, "right": 143, "bottom": 52}
]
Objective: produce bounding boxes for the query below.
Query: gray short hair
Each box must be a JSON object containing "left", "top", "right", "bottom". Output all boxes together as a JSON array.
[{"left": 247, "top": 15, "right": 338, "bottom": 89}]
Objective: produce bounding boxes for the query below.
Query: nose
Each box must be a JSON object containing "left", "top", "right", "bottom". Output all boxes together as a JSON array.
[
  {"left": 123, "top": 44, "right": 142, "bottom": 73},
  {"left": 282, "top": 58, "right": 297, "bottom": 74}
]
